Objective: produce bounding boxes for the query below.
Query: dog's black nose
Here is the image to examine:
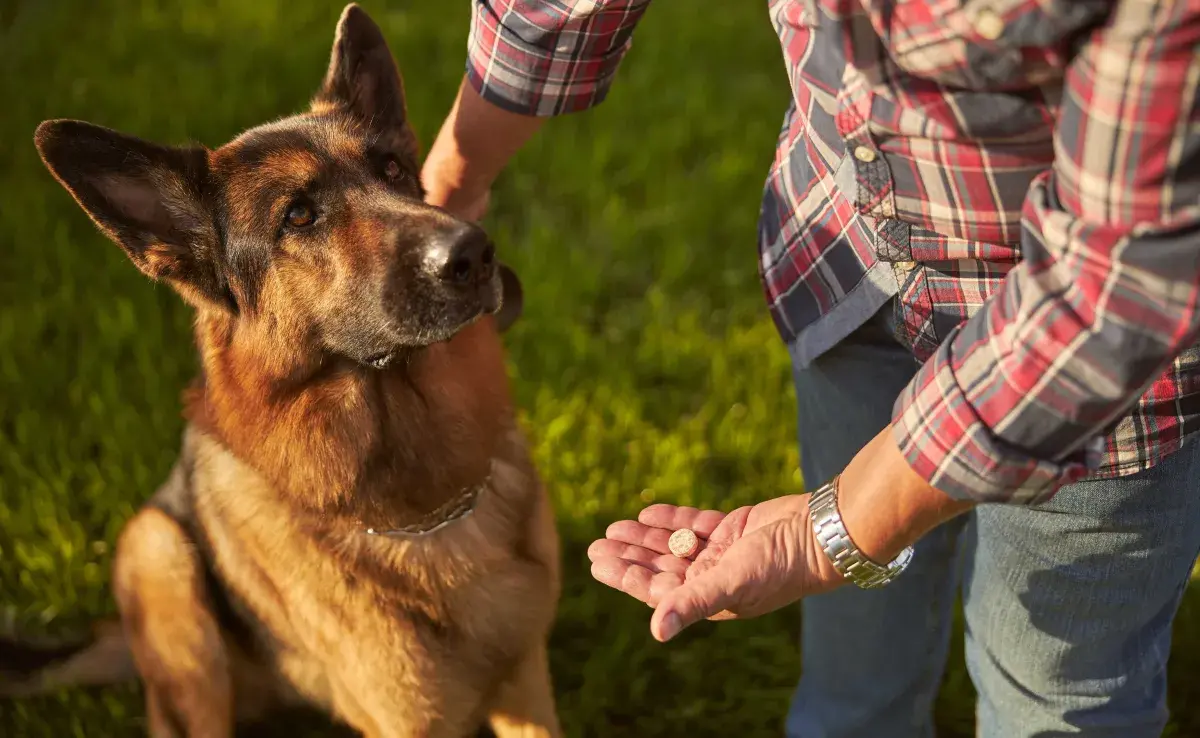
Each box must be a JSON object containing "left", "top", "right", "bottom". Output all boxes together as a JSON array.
[{"left": 436, "top": 225, "right": 495, "bottom": 286}]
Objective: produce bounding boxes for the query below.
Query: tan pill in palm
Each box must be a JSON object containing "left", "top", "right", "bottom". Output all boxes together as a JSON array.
[{"left": 669, "top": 528, "right": 699, "bottom": 558}]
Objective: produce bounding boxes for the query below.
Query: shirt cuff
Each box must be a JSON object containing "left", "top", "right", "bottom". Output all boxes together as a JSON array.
[
  {"left": 465, "top": 1, "right": 636, "bottom": 117},
  {"left": 890, "top": 326, "right": 1105, "bottom": 505}
]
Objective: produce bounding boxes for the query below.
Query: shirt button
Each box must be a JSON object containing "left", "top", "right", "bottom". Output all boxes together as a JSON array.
[
  {"left": 896, "top": 261, "right": 917, "bottom": 271},
  {"left": 853, "top": 146, "right": 877, "bottom": 163},
  {"left": 973, "top": 9, "right": 1005, "bottom": 40}
]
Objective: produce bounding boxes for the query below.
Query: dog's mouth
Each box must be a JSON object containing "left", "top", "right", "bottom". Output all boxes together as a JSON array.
[{"left": 360, "top": 277, "right": 504, "bottom": 371}]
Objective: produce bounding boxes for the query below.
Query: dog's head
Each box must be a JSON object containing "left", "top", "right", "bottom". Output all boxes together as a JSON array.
[{"left": 33, "top": 4, "right": 522, "bottom": 370}]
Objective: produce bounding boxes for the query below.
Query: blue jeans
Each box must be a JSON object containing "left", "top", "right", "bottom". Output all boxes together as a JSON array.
[{"left": 784, "top": 303, "right": 1200, "bottom": 738}]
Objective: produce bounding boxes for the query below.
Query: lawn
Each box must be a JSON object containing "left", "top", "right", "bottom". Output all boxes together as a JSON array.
[{"left": 2, "top": 1, "right": 1200, "bottom": 736}]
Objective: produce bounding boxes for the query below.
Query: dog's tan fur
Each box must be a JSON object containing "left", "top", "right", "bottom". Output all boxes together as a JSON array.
[{"left": 5, "top": 5, "right": 561, "bottom": 737}]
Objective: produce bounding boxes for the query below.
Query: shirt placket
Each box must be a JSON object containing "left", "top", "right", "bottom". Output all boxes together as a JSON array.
[{"left": 834, "top": 66, "right": 936, "bottom": 358}]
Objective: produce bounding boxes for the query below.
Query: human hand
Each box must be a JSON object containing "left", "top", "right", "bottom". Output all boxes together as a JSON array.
[
  {"left": 587, "top": 425, "right": 977, "bottom": 643},
  {"left": 421, "top": 155, "right": 491, "bottom": 221},
  {"left": 420, "top": 78, "right": 543, "bottom": 222},
  {"left": 587, "top": 495, "right": 847, "bottom": 642}
]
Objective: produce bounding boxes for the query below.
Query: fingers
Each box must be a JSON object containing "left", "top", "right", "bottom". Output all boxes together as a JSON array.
[
  {"left": 604, "top": 505, "right": 726, "bottom": 557},
  {"left": 586, "top": 539, "right": 691, "bottom": 575},
  {"left": 585, "top": 504, "right": 737, "bottom": 613},
  {"left": 634, "top": 505, "right": 753, "bottom": 550},
  {"left": 589, "top": 557, "right": 685, "bottom": 607},
  {"left": 636, "top": 505, "right": 727, "bottom": 537},
  {"left": 603, "top": 521, "right": 708, "bottom": 558},
  {"left": 650, "top": 567, "right": 737, "bottom": 643}
]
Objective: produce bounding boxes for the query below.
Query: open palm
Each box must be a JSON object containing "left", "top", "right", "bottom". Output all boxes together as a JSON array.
[{"left": 587, "top": 494, "right": 845, "bottom": 642}]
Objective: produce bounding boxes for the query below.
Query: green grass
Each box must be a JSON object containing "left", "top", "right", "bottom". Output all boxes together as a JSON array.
[{"left": 3, "top": 1, "right": 1200, "bottom": 736}]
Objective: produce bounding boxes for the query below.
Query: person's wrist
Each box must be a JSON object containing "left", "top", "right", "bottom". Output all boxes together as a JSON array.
[
  {"left": 835, "top": 425, "right": 976, "bottom": 565},
  {"left": 421, "top": 146, "right": 492, "bottom": 220},
  {"left": 802, "top": 496, "right": 852, "bottom": 587},
  {"left": 421, "top": 124, "right": 485, "bottom": 197},
  {"left": 421, "top": 77, "right": 543, "bottom": 220}
]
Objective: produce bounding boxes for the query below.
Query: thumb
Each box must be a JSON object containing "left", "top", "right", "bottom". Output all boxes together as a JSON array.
[{"left": 649, "top": 567, "right": 737, "bottom": 643}]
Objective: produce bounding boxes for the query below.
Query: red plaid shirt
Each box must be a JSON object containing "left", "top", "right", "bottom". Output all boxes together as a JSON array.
[{"left": 465, "top": 0, "right": 1200, "bottom": 504}]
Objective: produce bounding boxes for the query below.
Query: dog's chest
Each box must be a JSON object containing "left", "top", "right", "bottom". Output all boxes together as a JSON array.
[
  {"left": 188, "top": 434, "right": 557, "bottom": 712},
  {"left": 207, "top": 508, "right": 555, "bottom": 714}
]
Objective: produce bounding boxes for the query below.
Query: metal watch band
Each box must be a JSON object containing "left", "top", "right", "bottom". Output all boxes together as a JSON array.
[{"left": 809, "top": 475, "right": 914, "bottom": 590}]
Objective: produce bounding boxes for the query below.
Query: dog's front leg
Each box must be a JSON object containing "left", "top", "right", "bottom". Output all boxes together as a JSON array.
[
  {"left": 486, "top": 644, "right": 562, "bottom": 738},
  {"left": 113, "top": 507, "right": 235, "bottom": 738}
]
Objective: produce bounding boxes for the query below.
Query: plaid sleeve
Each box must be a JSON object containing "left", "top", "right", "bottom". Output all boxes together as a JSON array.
[
  {"left": 891, "top": 1, "right": 1200, "bottom": 505},
  {"left": 465, "top": 0, "right": 652, "bottom": 117}
]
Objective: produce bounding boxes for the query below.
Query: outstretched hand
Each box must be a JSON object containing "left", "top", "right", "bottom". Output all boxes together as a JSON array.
[{"left": 587, "top": 495, "right": 847, "bottom": 642}]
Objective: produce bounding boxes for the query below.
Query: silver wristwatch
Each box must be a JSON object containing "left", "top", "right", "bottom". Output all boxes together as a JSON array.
[{"left": 809, "top": 475, "right": 914, "bottom": 589}]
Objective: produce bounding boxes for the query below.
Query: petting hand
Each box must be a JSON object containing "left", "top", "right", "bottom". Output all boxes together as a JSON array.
[
  {"left": 587, "top": 495, "right": 847, "bottom": 643},
  {"left": 420, "top": 79, "right": 543, "bottom": 222},
  {"left": 421, "top": 167, "right": 491, "bottom": 221}
]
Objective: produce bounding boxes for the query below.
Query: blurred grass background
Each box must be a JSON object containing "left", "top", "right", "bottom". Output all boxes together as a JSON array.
[{"left": 2, "top": 1, "right": 1200, "bottom": 736}]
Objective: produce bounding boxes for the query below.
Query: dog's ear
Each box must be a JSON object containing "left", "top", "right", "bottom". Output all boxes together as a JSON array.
[
  {"left": 496, "top": 263, "right": 524, "bottom": 333},
  {"left": 33, "top": 119, "right": 232, "bottom": 312},
  {"left": 315, "top": 4, "right": 414, "bottom": 152}
]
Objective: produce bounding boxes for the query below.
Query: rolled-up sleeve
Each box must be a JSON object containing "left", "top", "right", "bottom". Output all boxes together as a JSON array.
[
  {"left": 466, "top": 0, "right": 652, "bottom": 116},
  {"left": 891, "top": 0, "right": 1200, "bottom": 505}
]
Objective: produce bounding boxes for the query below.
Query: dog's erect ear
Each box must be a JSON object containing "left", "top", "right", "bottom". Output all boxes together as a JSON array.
[
  {"left": 316, "top": 5, "right": 413, "bottom": 149},
  {"left": 33, "top": 120, "right": 231, "bottom": 312},
  {"left": 495, "top": 264, "right": 524, "bottom": 333}
]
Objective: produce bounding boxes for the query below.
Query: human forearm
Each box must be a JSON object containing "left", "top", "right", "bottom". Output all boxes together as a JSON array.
[
  {"left": 422, "top": 79, "right": 544, "bottom": 217},
  {"left": 425, "top": 0, "right": 652, "bottom": 217},
  {"left": 890, "top": 1, "right": 1200, "bottom": 505},
  {"left": 834, "top": 424, "right": 976, "bottom": 566}
]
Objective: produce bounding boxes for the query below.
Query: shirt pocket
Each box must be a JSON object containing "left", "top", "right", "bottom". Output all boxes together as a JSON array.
[{"left": 863, "top": 0, "right": 1102, "bottom": 90}]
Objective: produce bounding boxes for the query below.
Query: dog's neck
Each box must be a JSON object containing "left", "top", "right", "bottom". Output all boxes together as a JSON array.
[{"left": 185, "top": 313, "right": 515, "bottom": 529}]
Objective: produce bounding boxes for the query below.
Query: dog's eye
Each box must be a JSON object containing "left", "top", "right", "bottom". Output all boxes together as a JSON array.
[
  {"left": 284, "top": 201, "right": 316, "bottom": 229},
  {"left": 383, "top": 156, "right": 402, "bottom": 181}
]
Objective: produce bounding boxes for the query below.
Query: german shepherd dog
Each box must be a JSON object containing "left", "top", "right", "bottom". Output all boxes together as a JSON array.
[{"left": 1, "top": 5, "right": 561, "bottom": 737}]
